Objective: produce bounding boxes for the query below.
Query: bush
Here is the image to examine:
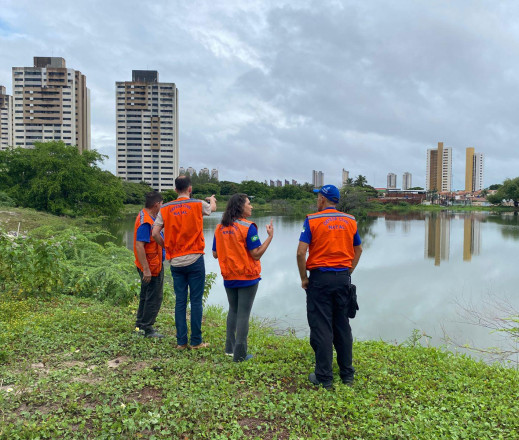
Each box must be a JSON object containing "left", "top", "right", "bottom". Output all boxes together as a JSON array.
[
  {"left": 0, "top": 192, "right": 15, "bottom": 207},
  {"left": 0, "top": 229, "right": 139, "bottom": 305}
]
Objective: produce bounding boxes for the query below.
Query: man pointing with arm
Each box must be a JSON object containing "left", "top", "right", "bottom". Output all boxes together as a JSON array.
[
  {"left": 297, "top": 184, "right": 362, "bottom": 389},
  {"left": 152, "top": 175, "right": 216, "bottom": 350}
]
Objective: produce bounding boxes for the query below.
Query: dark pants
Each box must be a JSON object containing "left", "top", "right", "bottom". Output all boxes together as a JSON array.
[
  {"left": 170, "top": 256, "right": 205, "bottom": 346},
  {"left": 225, "top": 283, "right": 258, "bottom": 362},
  {"left": 306, "top": 270, "right": 354, "bottom": 386},
  {"left": 136, "top": 266, "right": 164, "bottom": 333}
]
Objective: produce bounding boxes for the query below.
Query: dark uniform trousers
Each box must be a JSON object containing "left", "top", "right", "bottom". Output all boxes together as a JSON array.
[
  {"left": 136, "top": 266, "right": 164, "bottom": 333},
  {"left": 306, "top": 269, "right": 354, "bottom": 385}
]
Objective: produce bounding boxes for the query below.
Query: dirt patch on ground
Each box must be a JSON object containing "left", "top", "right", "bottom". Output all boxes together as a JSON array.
[
  {"left": 237, "top": 417, "right": 289, "bottom": 439},
  {"left": 107, "top": 356, "right": 131, "bottom": 368},
  {"left": 126, "top": 386, "right": 163, "bottom": 404},
  {"left": 61, "top": 361, "right": 87, "bottom": 368},
  {"left": 133, "top": 361, "right": 149, "bottom": 371},
  {"left": 71, "top": 373, "right": 103, "bottom": 385}
]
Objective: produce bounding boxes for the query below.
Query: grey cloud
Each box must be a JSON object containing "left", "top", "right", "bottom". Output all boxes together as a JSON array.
[{"left": 0, "top": 0, "right": 517, "bottom": 187}]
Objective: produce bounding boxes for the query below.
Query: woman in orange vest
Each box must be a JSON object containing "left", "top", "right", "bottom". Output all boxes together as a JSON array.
[{"left": 212, "top": 193, "right": 274, "bottom": 362}]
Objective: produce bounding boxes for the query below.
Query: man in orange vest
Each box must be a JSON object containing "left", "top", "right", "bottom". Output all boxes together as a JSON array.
[
  {"left": 134, "top": 191, "right": 165, "bottom": 338},
  {"left": 296, "top": 184, "right": 363, "bottom": 389},
  {"left": 152, "top": 175, "right": 216, "bottom": 349}
]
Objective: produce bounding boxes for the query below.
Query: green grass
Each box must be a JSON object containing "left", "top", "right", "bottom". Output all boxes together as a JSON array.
[{"left": 1, "top": 295, "right": 518, "bottom": 439}]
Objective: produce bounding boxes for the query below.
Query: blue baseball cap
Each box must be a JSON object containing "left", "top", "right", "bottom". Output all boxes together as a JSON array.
[{"left": 313, "top": 184, "right": 340, "bottom": 203}]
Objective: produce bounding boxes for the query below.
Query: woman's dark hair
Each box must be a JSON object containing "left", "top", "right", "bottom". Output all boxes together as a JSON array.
[{"left": 221, "top": 193, "right": 248, "bottom": 227}]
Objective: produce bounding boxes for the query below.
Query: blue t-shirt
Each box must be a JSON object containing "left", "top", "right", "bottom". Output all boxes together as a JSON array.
[
  {"left": 299, "top": 207, "right": 361, "bottom": 272},
  {"left": 213, "top": 223, "right": 262, "bottom": 288},
  {"left": 136, "top": 220, "right": 165, "bottom": 261}
]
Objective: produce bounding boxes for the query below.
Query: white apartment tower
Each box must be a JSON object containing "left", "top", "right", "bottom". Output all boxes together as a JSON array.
[
  {"left": 387, "top": 173, "right": 397, "bottom": 189},
  {"left": 116, "top": 70, "right": 179, "bottom": 191},
  {"left": 342, "top": 169, "right": 350, "bottom": 186},
  {"left": 0, "top": 86, "right": 13, "bottom": 150},
  {"left": 426, "top": 142, "right": 452, "bottom": 192},
  {"left": 465, "top": 147, "right": 484, "bottom": 192},
  {"left": 312, "top": 170, "right": 324, "bottom": 188},
  {"left": 402, "top": 172, "right": 412, "bottom": 190},
  {"left": 12, "top": 57, "right": 90, "bottom": 152}
]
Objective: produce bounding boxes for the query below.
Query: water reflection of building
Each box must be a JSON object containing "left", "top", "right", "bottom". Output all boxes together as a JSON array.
[
  {"left": 385, "top": 220, "right": 397, "bottom": 233},
  {"left": 425, "top": 214, "right": 450, "bottom": 266},
  {"left": 402, "top": 220, "right": 411, "bottom": 234},
  {"left": 463, "top": 216, "right": 481, "bottom": 261}
]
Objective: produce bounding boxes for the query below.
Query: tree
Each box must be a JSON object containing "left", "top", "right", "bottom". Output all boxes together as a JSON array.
[
  {"left": 272, "top": 184, "right": 313, "bottom": 200},
  {"left": 409, "top": 187, "right": 424, "bottom": 190},
  {"left": 122, "top": 180, "right": 153, "bottom": 205},
  {"left": 487, "top": 177, "right": 519, "bottom": 206},
  {"left": 353, "top": 175, "right": 368, "bottom": 187},
  {"left": 219, "top": 181, "right": 240, "bottom": 196},
  {"left": 0, "top": 141, "right": 125, "bottom": 216},
  {"left": 240, "top": 180, "right": 273, "bottom": 200},
  {"left": 336, "top": 185, "right": 377, "bottom": 213},
  {"left": 488, "top": 183, "right": 502, "bottom": 191}
]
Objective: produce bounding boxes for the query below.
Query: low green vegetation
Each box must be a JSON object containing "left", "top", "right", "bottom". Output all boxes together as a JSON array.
[
  {"left": 1, "top": 295, "right": 518, "bottom": 439},
  {"left": 1, "top": 199, "right": 519, "bottom": 438},
  {"left": 0, "top": 228, "right": 143, "bottom": 305}
]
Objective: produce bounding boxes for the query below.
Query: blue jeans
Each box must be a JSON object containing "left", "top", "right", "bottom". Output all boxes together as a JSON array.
[{"left": 170, "top": 255, "right": 205, "bottom": 346}]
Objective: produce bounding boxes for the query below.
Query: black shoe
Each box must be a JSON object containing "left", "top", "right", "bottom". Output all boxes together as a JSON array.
[
  {"left": 308, "top": 373, "right": 333, "bottom": 390},
  {"left": 341, "top": 375, "right": 354, "bottom": 386},
  {"left": 145, "top": 330, "right": 164, "bottom": 339}
]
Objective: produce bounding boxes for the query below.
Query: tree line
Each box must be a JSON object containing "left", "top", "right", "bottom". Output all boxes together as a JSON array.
[{"left": 2, "top": 141, "right": 515, "bottom": 218}]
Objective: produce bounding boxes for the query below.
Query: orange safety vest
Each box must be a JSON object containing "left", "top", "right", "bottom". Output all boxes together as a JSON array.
[
  {"left": 160, "top": 197, "right": 205, "bottom": 260},
  {"left": 133, "top": 209, "right": 163, "bottom": 276},
  {"left": 215, "top": 218, "right": 261, "bottom": 281},
  {"left": 305, "top": 209, "right": 358, "bottom": 270}
]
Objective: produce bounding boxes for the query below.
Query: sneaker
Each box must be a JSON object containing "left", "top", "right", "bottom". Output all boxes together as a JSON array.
[
  {"left": 190, "top": 342, "right": 210, "bottom": 350},
  {"left": 145, "top": 330, "right": 164, "bottom": 339},
  {"left": 176, "top": 344, "right": 188, "bottom": 350},
  {"left": 225, "top": 352, "right": 233, "bottom": 356},
  {"left": 308, "top": 372, "right": 333, "bottom": 390}
]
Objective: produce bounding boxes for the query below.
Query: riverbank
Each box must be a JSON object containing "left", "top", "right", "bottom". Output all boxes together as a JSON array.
[{"left": 1, "top": 294, "right": 518, "bottom": 439}]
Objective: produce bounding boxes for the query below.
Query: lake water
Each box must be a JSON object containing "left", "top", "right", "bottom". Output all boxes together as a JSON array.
[{"left": 111, "top": 210, "right": 519, "bottom": 362}]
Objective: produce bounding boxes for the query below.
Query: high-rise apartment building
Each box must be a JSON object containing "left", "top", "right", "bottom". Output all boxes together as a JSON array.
[
  {"left": 12, "top": 57, "right": 90, "bottom": 152},
  {"left": 426, "top": 142, "right": 452, "bottom": 192},
  {"left": 342, "top": 169, "right": 350, "bottom": 186},
  {"left": 387, "top": 172, "right": 397, "bottom": 189},
  {"left": 312, "top": 170, "right": 324, "bottom": 188},
  {"left": 465, "top": 147, "right": 484, "bottom": 192},
  {"left": 211, "top": 168, "right": 219, "bottom": 180},
  {"left": 199, "top": 167, "right": 209, "bottom": 177},
  {"left": 402, "top": 172, "right": 412, "bottom": 190},
  {"left": 0, "top": 86, "right": 13, "bottom": 150},
  {"left": 115, "top": 70, "right": 179, "bottom": 191}
]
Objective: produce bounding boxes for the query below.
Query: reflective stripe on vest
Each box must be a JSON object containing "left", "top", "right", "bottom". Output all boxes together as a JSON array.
[
  {"left": 160, "top": 197, "right": 205, "bottom": 260},
  {"left": 133, "top": 209, "right": 163, "bottom": 276},
  {"left": 215, "top": 218, "right": 261, "bottom": 281},
  {"left": 306, "top": 209, "right": 358, "bottom": 270}
]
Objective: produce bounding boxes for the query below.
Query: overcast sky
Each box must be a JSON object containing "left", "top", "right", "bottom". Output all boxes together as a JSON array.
[{"left": 1, "top": 0, "right": 517, "bottom": 188}]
